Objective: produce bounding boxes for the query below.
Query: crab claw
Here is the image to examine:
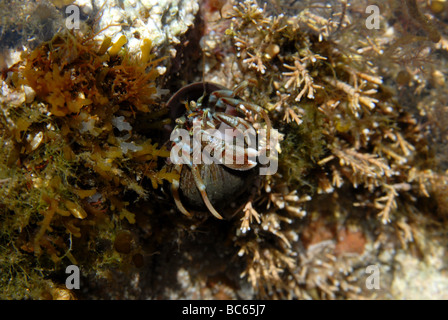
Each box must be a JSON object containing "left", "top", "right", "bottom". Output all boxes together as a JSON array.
[{"left": 222, "top": 144, "right": 258, "bottom": 171}]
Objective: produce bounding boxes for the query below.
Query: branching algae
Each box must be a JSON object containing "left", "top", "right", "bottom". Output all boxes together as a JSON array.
[{"left": 0, "top": 25, "right": 174, "bottom": 298}]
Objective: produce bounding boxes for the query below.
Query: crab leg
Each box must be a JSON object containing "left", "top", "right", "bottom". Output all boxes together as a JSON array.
[
  {"left": 171, "top": 165, "right": 192, "bottom": 218},
  {"left": 233, "top": 79, "right": 257, "bottom": 96},
  {"left": 221, "top": 144, "right": 258, "bottom": 171},
  {"left": 209, "top": 82, "right": 272, "bottom": 146},
  {"left": 189, "top": 164, "right": 224, "bottom": 220},
  {"left": 218, "top": 97, "right": 272, "bottom": 154},
  {"left": 200, "top": 129, "right": 258, "bottom": 171},
  {"left": 213, "top": 112, "right": 254, "bottom": 133},
  {"left": 219, "top": 98, "right": 272, "bottom": 132},
  {"left": 213, "top": 112, "right": 256, "bottom": 149},
  {"left": 208, "top": 80, "right": 256, "bottom": 105},
  {"left": 208, "top": 90, "right": 235, "bottom": 108}
]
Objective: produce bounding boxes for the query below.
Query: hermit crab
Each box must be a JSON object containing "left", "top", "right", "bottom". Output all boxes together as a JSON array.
[{"left": 166, "top": 81, "right": 273, "bottom": 219}]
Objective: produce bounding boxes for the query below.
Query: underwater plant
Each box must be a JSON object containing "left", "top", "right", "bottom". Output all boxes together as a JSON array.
[
  {"left": 0, "top": 22, "right": 176, "bottom": 298},
  {"left": 196, "top": 0, "right": 448, "bottom": 298}
]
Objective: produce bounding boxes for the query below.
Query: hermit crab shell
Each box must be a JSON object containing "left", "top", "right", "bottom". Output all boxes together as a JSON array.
[{"left": 179, "top": 162, "right": 256, "bottom": 211}]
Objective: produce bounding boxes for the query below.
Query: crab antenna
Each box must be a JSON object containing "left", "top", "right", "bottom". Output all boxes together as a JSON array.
[{"left": 202, "top": 53, "right": 206, "bottom": 97}]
